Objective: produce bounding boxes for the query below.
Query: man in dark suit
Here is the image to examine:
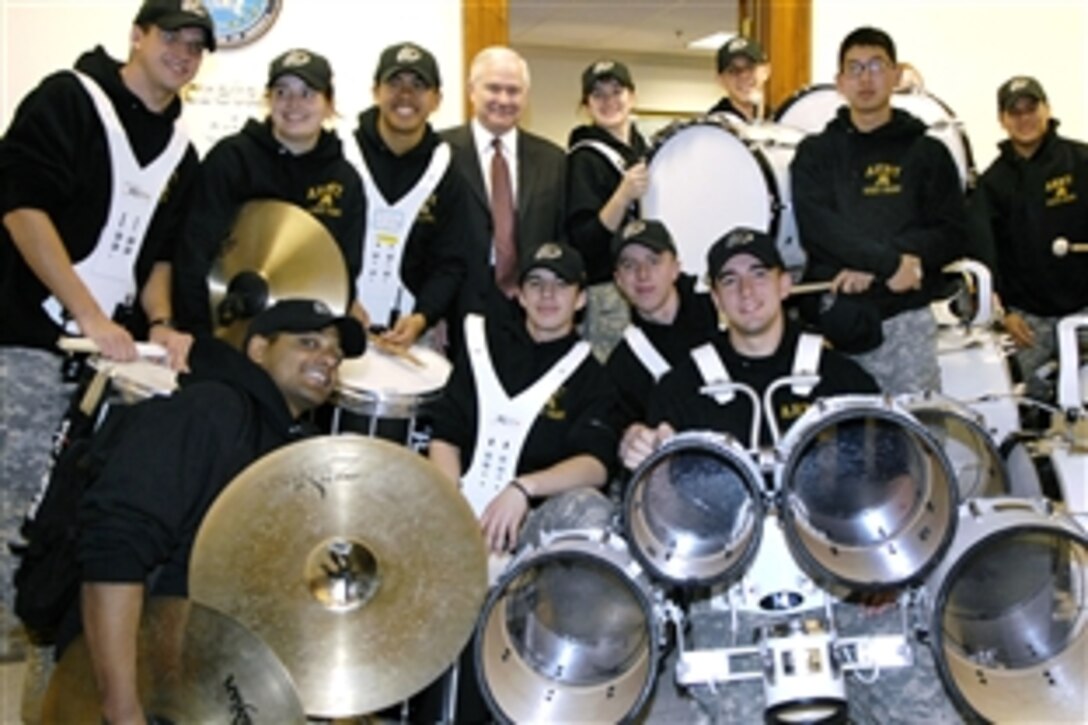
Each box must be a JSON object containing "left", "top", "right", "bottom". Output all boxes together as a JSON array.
[{"left": 441, "top": 46, "right": 566, "bottom": 340}]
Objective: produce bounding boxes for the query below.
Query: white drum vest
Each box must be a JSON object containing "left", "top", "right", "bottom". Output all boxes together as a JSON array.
[
  {"left": 622, "top": 325, "right": 671, "bottom": 382},
  {"left": 691, "top": 332, "right": 824, "bottom": 405}
]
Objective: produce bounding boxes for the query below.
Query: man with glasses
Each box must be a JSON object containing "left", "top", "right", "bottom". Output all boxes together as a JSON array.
[
  {"left": 970, "top": 76, "right": 1088, "bottom": 395},
  {"left": 345, "top": 42, "right": 468, "bottom": 349},
  {"left": 790, "top": 26, "right": 966, "bottom": 395},
  {"left": 709, "top": 35, "right": 772, "bottom": 123}
]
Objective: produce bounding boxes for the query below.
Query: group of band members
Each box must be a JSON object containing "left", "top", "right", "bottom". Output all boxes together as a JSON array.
[{"left": 2, "top": 0, "right": 1087, "bottom": 720}]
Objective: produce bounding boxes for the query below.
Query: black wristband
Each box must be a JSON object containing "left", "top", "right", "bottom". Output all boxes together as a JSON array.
[{"left": 509, "top": 479, "right": 532, "bottom": 502}]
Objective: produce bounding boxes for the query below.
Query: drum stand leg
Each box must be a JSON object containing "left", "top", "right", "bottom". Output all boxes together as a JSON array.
[{"left": 439, "top": 661, "right": 460, "bottom": 724}]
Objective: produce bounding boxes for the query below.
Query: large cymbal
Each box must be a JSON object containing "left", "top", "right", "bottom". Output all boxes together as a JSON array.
[
  {"left": 209, "top": 199, "right": 349, "bottom": 347},
  {"left": 42, "top": 597, "right": 305, "bottom": 724},
  {"left": 189, "top": 435, "right": 488, "bottom": 718}
]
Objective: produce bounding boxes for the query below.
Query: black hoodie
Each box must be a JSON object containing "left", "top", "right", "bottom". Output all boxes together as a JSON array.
[
  {"left": 0, "top": 46, "right": 200, "bottom": 349},
  {"left": 351, "top": 106, "right": 468, "bottom": 328},
  {"left": 78, "top": 336, "right": 311, "bottom": 592},
  {"left": 791, "top": 107, "right": 967, "bottom": 318},
  {"left": 175, "top": 118, "right": 365, "bottom": 333},
  {"left": 971, "top": 120, "right": 1088, "bottom": 316},
  {"left": 565, "top": 123, "right": 649, "bottom": 284}
]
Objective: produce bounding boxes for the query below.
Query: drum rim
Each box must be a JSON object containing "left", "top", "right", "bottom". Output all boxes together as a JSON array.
[
  {"left": 623, "top": 431, "right": 767, "bottom": 588},
  {"left": 474, "top": 537, "right": 660, "bottom": 724},
  {"left": 775, "top": 400, "right": 960, "bottom": 591},
  {"left": 926, "top": 499, "right": 1088, "bottom": 722}
]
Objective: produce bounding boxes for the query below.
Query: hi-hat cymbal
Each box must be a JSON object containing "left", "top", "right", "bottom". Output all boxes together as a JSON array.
[
  {"left": 209, "top": 199, "right": 349, "bottom": 347},
  {"left": 189, "top": 435, "right": 488, "bottom": 718},
  {"left": 42, "top": 597, "right": 305, "bottom": 724}
]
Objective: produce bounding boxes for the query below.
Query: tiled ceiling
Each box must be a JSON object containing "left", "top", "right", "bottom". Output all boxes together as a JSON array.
[{"left": 510, "top": 0, "right": 741, "bottom": 57}]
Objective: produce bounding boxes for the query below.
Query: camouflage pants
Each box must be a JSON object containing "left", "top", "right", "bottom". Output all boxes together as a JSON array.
[
  {"left": 850, "top": 306, "right": 940, "bottom": 396},
  {"left": 582, "top": 281, "right": 630, "bottom": 363},
  {"left": 0, "top": 348, "right": 74, "bottom": 654},
  {"left": 1009, "top": 306, "right": 1088, "bottom": 396}
]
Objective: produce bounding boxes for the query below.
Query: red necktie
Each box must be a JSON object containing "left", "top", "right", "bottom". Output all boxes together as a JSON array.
[{"left": 490, "top": 137, "right": 517, "bottom": 297}]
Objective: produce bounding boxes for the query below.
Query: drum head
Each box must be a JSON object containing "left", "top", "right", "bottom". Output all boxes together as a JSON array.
[
  {"left": 476, "top": 536, "right": 658, "bottom": 723},
  {"left": 777, "top": 398, "right": 958, "bottom": 590},
  {"left": 90, "top": 357, "right": 178, "bottom": 403},
  {"left": 644, "top": 120, "right": 776, "bottom": 282},
  {"left": 334, "top": 345, "right": 451, "bottom": 417},
  {"left": 624, "top": 432, "right": 764, "bottom": 587},
  {"left": 927, "top": 498, "right": 1088, "bottom": 722}
]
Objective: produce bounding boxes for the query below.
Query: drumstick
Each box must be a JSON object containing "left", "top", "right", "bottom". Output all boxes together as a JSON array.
[
  {"left": 58, "top": 337, "right": 167, "bottom": 358},
  {"left": 366, "top": 333, "right": 424, "bottom": 367},
  {"left": 1052, "top": 237, "right": 1088, "bottom": 257},
  {"left": 790, "top": 281, "right": 835, "bottom": 296}
]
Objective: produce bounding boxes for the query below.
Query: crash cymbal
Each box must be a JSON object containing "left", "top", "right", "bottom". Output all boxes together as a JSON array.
[
  {"left": 42, "top": 597, "right": 305, "bottom": 724},
  {"left": 209, "top": 199, "right": 349, "bottom": 347},
  {"left": 189, "top": 435, "right": 488, "bottom": 718}
]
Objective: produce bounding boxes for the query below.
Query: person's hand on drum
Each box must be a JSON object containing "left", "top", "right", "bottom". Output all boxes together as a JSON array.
[
  {"left": 885, "top": 253, "right": 923, "bottom": 293},
  {"left": 383, "top": 312, "right": 427, "bottom": 348},
  {"left": 79, "top": 312, "right": 138, "bottom": 362},
  {"left": 620, "top": 422, "right": 675, "bottom": 471},
  {"left": 618, "top": 161, "right": 649, "bottom": 205},
  {"left": 480, "top": 482, "right": 532, "bottom": 553},
  {"left": 149, "top": 324, "right": 193, "bottom": 372},
  {"left": 830, "top": 268, "right": 875, "bottom": 296},
  {"left": 1001, "top": 311, "right": 1036, "bottom": 349}
]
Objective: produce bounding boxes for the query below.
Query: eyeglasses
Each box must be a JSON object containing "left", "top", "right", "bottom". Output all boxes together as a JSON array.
[{"left": 843, "top": 58, "right": 892, "bottom": 78}]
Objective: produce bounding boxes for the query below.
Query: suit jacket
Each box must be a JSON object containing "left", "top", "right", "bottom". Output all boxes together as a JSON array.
[{"left": 441, "top": 124, "right": 567, "bottom": 321}]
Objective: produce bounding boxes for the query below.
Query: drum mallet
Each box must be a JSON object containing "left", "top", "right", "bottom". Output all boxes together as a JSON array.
[
  {"left": 58, "top": 337, "right": 167, "bottom": 359},
  {"left": 790, "top": 281, "right": 835, "bottom": 296},
  {"left": 1052, "top": 237, "right": 1088, "bottom": 257}
]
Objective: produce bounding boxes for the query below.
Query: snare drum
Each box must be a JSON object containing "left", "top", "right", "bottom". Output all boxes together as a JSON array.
[
  {"left": 331, "top": 345, "right": 451, "bottom": 450},
  {"left": 475, "top": 529, "right": 660, "bottom": 724},
  {"left": 775, "top": 84, "right": 976, "bottom": 190},
  {"left": 774, "top": 396, "right": 958, "bottom": 590},
  {"left": 923, "top": 497, "right": 1088, "bottom": 723},
  {"left": 643, "top": 117, "right": 806, "bottom": 283},
  {"left": 624, "top": 431, "right": 765, "bottom": 587}
]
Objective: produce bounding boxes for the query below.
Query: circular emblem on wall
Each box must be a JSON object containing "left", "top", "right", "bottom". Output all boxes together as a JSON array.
[{"left": 208, "top": 0, "right": 282, "bottom": 49}]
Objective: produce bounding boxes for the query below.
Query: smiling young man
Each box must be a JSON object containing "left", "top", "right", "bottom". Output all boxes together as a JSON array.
[
  {"left": 442, "top": 47, "right": 567, "bottom": 350},
  {"left": 174, "top": 48, "right": 365, "bottom": 335},
  {"left": 345, "top": 42, "right": 468, "bottom": 348},
  {"left": 709, "top": 35, "right": 772, "bottom": 122},
  {"left": 428, "top": 241, "right": 618, "bottom": 554},
  {"left": 74, "top": 299, "right": 365, "bottom": 724},
  {"left": 970, "top": 76, "right": 1088, "bottom": 390},
  {"left": 605, "top": 219, "right": 717, "bottom": 434},
  {"left": 622, "top": 228, "right": 877, "bottom": 469},
  {"left": 790, "top": 26, "right": 966, "bottom": 396}
]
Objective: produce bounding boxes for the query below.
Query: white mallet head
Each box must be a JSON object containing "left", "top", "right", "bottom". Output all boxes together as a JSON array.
[{"left": 1052, "top": 237, "right": 1070, "bottom": 257}]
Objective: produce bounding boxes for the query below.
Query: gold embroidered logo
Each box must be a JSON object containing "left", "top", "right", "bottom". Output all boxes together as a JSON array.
[
  {"left": 862, "top": 163, "right": 902, "bottom": 196},
  {"left": 1045, "top": 174, "right": 1077, "bottom": 207},
  {"left": 543, "top": 388, "right": 568, "bottom": 421},
  {"left": 307, "top": 181, "right": 344, "bottom": 218},
  {"left": 416, "top": 194, "right": 438, "bottom": 224}
]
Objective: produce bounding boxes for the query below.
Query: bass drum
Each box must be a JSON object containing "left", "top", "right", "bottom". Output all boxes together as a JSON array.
[
  {"left": 475, "top": 530, "right": 660, "bottom": 724},
  {"left": 643, "top": 117, "right": 806, "bottom": 282},
  {"left": 924, "top": 497, "right": 1088, "bottom": 722},
  {"left": 774, "top": 396, "right": 958, "bottom": 591},
  {"left": 623, "top": 431, "right": 765, "bottom": 588},
  {"left": 775, "top": 84, "right": 976, "bottom": 190}
]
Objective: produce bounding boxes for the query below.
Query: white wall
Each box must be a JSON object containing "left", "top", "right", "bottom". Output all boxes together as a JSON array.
[
  {"left": 811, "top": 0, "right": 1088, "bottom": 171},
  {"left": 1, "top": 0, "right": 464, "bottom": 153}
]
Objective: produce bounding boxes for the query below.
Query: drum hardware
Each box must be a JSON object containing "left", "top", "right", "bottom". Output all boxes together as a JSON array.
[
  {"left": 43, "top": 597, "right": 306, "bottom": 724},
  {"left": 189, "top": 436, "right": 487, "bottom": 718},
  {"left": 208, "top": 199, "right": 349, "bottom": 348},
  {"left": 1056, "top": 314, "right": 1088, "bottom": 413},
  {"left": 919, "top": 496, "right": 1088, "bottom": 723},
  {"left": 697, "top": 380, "right": 763, "bottom": 451},
  {"left": 1051, "top": 236, "right": 1088, "bottom": 257}
]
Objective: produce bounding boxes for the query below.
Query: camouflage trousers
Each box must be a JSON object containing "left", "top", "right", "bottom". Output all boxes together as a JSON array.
[
  {"left": 582, "top": 281, "right": 630, "bottom": 363},
  {"left": 0, "top": 348, "right": 74, "bottom": 655},
  {"left": 1009, "top": 306, "right": 1088, "bottom": 398},
  {"left": 850, "top": 306, "right": 940, "bottom": 396}
]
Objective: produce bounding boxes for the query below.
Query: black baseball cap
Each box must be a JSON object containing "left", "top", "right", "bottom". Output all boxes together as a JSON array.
[
  {"left": 612, "top": 219, "right": 677, "bottom": 263},
  {"left": 375, "top": 42, "right": 441, "bottom": 89},
  {"left": 707, "top": 227, "right": 783, "bottom": 278},
  {"left": 716, "top": 36, "right": 766, "bottom": 73},
  {"left": 997, "top": 76, "right": 1047, "bottom": 112},
  {"left": 268, "top": 49, "right": 333, "bottom": 93},
  {"left": 519, "top": 241, "right": 587, "bottom": 286},
  {"left": 581, "top": 59, "right": 635, "bottom": 99},
  {"left": 134, "top": 0, "right": 216, "bottom": 52},
  {"left": 245, "top": 299, "right": 366, "bottom": 358}
]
